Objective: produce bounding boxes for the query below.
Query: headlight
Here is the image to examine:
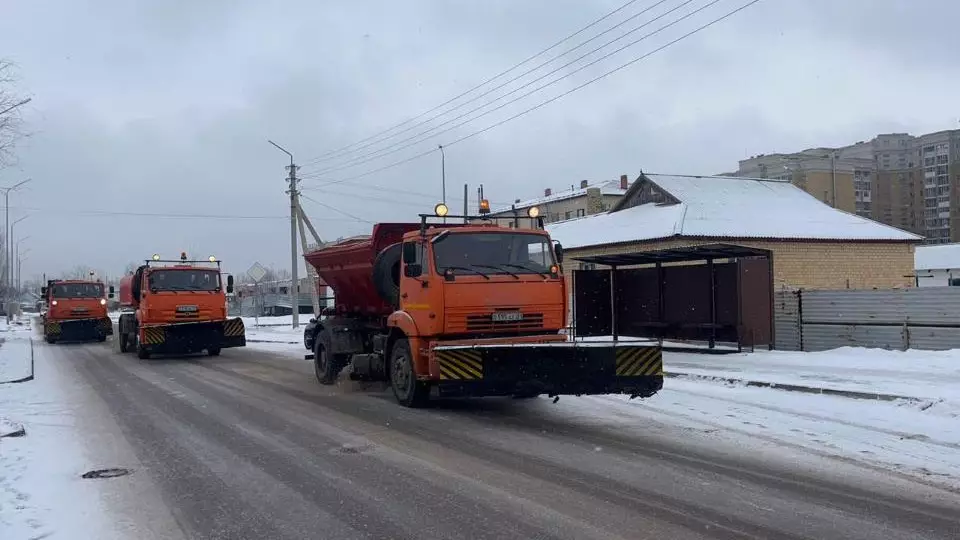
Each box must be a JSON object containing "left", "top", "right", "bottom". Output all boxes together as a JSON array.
[
  {"left": 51, "top": 300, "right": 58, "bottom": 306},
  {"left": 527, "top": 206, "right": 541, "bottom": 218},
  {"left": 434, "top": 203, "right": 449, "bottom": 217},
  {"left": 152, "top": 254, "right": 160, "bottom": 261},
  {"left": 100, "top": 299, "right": 107, "bottom": 306}
]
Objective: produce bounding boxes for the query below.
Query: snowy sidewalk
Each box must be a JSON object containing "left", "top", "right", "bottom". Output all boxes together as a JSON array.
[{"left": 665, "top": 347, "right": 960, "bottom": 404}]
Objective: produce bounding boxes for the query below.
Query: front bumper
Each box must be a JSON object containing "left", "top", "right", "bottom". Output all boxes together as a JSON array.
[
  {"left": 45, "top": 317, "right": 113, "bottom": 341},
  {"left": 140, "top": 317, "right": 246, "bottom": 354},
  {"left": 432, "top": 341, "right": 663, "bottom": 398}
]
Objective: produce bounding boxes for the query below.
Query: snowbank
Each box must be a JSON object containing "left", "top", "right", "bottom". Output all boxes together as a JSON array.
[{"left": 242, "top": 316, "right": 304, "bottom": 345}]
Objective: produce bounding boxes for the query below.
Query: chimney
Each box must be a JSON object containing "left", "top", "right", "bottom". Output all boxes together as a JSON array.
[
  {"left": 544, "top": 188, "right": 552, "bottom": 197},
  {"left": 580, "top": 180, "right": 589, "bottom": 189},
  {"left": 620, "top": 174, "right": 629, "bottom": 190}
]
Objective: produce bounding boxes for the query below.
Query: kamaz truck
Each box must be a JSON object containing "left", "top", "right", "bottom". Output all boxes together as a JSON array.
[
  {"left": 41, "top": 278, "right": 114, "bottom": 343},
  {"left": 303, "top": 202, "right": 663, "bottom": 407},
  {"left": 117, "top": 252, "right": 245, "bottom": 359}
]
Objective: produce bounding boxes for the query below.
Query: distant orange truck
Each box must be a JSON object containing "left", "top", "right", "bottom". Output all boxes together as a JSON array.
[{"left": 41, "top": 279, "right": 114, "bottom": 343}]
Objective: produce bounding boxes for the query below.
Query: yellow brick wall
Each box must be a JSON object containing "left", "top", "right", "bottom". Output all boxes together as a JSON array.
[{"left": 564, "top": 238, "right": 916, "bottom": 290}]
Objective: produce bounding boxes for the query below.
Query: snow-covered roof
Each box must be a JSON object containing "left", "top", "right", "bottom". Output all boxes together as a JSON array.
[
  {"left": 492, "top": 178, "right": 626, "bottom": 214},
  {"left": 915, "top": 243, "right": 960, "bottom": 270},
  {"left": 547, "top": 174, "right": 922, "bottom": 250}
]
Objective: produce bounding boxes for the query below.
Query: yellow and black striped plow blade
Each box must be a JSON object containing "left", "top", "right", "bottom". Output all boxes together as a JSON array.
[
  {"left": 615, "top": 347, "right": 663, "bottom": 377},
  {"left": 223, "top": 318, "right": 245, "bottom": 337},
  {"left": 142, "top": 327, "right": 165, "bottom": 345},
  {"left": 45, "top": 322, "right": 62, "bottom": 335},
  {"left": 437, "top": 349, "right": 484, "bottom": 381}
]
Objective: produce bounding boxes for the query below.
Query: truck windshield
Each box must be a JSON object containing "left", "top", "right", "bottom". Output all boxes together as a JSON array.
[
  {"left": 51, "top": 283, "right": 104, "bottom": 298},
  {"left": 433, "top": 232, "right": 555, "bottom": 275},
  {"left": 148, "top": 270, "right": 221, "bottom": 292}
]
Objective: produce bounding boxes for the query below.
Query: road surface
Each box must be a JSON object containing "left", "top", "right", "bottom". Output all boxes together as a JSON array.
[{"left": 32, "top": 334, "right": 960, "bottom": 540}]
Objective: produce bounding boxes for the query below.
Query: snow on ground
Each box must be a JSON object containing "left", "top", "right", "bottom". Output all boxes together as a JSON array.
[
  {"left": 242, "top": 316, "right": 305, "bottom": 345},
  {"left": 666, "top": 347, "right": 960, "bottom": 402},
  {"left": 0, "top": 317, "right": 124, "bottom": 539}
]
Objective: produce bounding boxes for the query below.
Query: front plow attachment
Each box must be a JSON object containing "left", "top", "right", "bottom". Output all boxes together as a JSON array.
[
  {"left": 140, "top": 317, "right": 246, "bottom": 354},
  {"left": 433, "top": 341, "right": 662, "bottom": 399},
  {"left": 44, "top": 317, "right": 113, "bottom": 342}
]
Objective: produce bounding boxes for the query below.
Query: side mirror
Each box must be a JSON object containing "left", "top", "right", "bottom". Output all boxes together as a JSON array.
[
  {"left": 554, "top": 243, "right": 564, "bottom": 264},
  {"left": 40, "top": 287, "right": 47, "bottom": 296},
  {"left": 309, "top": 317, "right": 317, "bottom": 324},
  {"left": 108, "top": 293, "right": 115, "bottom": 299},
  {"left": 404, "top": 263, "right": 423, "bottom": 278},
  {"left": 226, "top": 275, "right": 235, "bottom": 294}
]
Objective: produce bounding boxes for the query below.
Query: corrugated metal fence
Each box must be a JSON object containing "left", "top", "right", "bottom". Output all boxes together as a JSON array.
[{"left": 774, "top": 288, "right": 960, "bottom": 351}]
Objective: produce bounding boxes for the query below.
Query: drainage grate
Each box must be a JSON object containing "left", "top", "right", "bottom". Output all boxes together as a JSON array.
[{"left": 81, "top": 468, "right": 133, "bottom": 479}]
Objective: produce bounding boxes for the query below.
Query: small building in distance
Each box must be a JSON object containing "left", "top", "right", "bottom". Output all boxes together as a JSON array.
[
  {"left": 547, "top": 173, "right": 923, "bottom": 291},
  {"left": 489, "top": 175, "right": 630, "bottom": 227},
  {"left": 914, "top": 243, "right": 960, "bottom": 287}
]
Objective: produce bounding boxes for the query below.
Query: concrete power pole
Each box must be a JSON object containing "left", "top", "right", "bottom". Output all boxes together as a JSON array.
[{"left": 269, "top": 140, "right": 300, "bottom": 329}]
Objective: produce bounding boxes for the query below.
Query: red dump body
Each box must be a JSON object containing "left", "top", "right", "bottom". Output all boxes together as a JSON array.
[
  {"left": 118, "top": 274, "right": 136, "bottom": 307},
  {"left": 304, "top": 223, "right": 420, "bottom": 316}
]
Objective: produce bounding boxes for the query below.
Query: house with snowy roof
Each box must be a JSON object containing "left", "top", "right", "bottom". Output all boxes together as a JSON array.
[
  {"left": 914, "top": 243, "right": 960, "bottom": 287},
  {"left": 489, "top": 175, "right": 630, "bottom": 225},
  {"left": 546, "top": 173, "right": 923, "bottom": 290}
]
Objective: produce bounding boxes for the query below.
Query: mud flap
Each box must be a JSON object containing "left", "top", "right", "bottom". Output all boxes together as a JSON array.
[
  {"left": 45, "top": 317, "right": 113, "bottom": 341},
  {"left": 140, "top": 318, "right": 246, "bottom": 354},
  {"left": 434, "top": 342, "right": 663, "bottom": 399}
]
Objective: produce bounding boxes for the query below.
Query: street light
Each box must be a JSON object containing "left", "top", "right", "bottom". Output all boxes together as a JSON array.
[
  {"left": 16, "top": 244, "right": 30, "bottom": 299},
  {"left": 10, "top": 215, "right": 28, "bottom": 291},
  {"left": 268, "top": 140, "right": 299, "bottom": 329},
  {"left": 0, "top": 178, "right": 31, "bottom": 293}
]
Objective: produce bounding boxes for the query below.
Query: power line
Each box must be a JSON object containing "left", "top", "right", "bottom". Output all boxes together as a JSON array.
[
  {"left": 311, "top": 0, "right": 764, "bottom": 189},
  {"left": 299, "top": 193, "right": 374, "bottom": 223},
  {"left": 300, "top": 0, "right": 645, "bottom": 166},
  {"left": 6, "top": 205, "right": 364, "bottom": 222},
  {"left": 301, "top": 0, "right": 707, "bottom": 182},
  {"left": 302, "top": 0, "right": 676, "bottom": 170}
]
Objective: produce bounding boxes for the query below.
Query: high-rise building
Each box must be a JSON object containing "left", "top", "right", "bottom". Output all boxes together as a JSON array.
[{"left": 734, "top": 129, "right": 960, "bottom": 242}]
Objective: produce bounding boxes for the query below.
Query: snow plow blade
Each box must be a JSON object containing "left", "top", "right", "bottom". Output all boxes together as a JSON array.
[
  {"left": 433, "top": 342, "right": 663, "bottom": 398},
  {"left": 45, "top": 317, "right": 113, "bottom": 341},
  {"left": 140, "top": 317, "right": 246, "bottom": 354}
]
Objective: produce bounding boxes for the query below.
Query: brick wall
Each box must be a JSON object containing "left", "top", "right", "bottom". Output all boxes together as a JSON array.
[{"left": 565, "top": 237, "right": 916, "bottom": 290}]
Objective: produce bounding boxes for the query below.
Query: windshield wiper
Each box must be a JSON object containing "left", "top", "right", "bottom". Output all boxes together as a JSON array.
[
  {"left": 502, "top": 263, "right": 550, "bottom": 278},
  {"left": 442, "top": 266, "right": 490, "bottom": 280},
  {"left": 473, "top": 264, "right": 520, "bottom": 280}
]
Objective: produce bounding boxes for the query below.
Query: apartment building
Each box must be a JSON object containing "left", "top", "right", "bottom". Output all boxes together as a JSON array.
[
  {"left": 735, "top": 129, "right": 960, "bottom": 243},
  {"left": 488, "top": 174, "right": 630, "bottom": 228}
]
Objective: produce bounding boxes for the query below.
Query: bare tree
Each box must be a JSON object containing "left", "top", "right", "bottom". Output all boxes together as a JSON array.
[{"left": 0, "top": 59, "right": 29, "bottom": 168}]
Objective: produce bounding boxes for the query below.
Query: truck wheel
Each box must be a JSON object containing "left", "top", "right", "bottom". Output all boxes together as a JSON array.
[
  {"left": 390, "top": 338, "right": 429, "bottom": 408},
  {"left": 45, "top": 335, "right": 56, "bottom": 344},
  {"left": 313, "top": 338, "right": 339, "bottom": 385},
  {"left": 207, "top": 347, "right": 221, "bottom": 357},
  {"left": 119, "top": 333, "right": 129, "bottom": 353},
  {"left": 97, "top": 334, "right": 107, "bottom": 343},
  {"left": 136, "top": 333, "right": 151, "bottom": 360}
]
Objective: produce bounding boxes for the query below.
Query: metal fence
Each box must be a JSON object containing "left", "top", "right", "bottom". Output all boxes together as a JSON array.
[{"left": 774, "top": 287, "right": 960, "bottom": 351}]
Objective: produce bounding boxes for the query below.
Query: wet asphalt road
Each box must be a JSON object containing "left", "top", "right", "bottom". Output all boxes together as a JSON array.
[{"left": 42, "top": 337, "right": 960, "bottom": 540}]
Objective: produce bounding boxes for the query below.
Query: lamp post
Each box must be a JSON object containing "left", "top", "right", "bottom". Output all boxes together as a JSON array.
[
  {"left": 16, "top": 237, "right": 30, "bottom": 299},
  {"left": 0, "top": 178, "right": 31, "bottom": 293}
]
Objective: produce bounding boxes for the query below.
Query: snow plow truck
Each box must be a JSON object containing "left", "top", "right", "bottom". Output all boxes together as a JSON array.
[
  {"left": 41, "top": 278, "right": 114, "bottom": 343},
  {"left": 117, "top": 253, "right": 245, "bottom": 359},
  {"left": 302, "top": 202, "right": 663, "bottom": 407}
]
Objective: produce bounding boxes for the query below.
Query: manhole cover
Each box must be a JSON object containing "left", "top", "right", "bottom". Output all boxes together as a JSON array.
[{"left": 81, "top": 468, "right": 133, "bottom": 479}]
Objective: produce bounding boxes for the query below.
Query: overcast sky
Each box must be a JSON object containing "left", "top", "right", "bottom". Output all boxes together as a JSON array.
[{"left": 1, "top": 0, "right": 957, "bottom": 280}]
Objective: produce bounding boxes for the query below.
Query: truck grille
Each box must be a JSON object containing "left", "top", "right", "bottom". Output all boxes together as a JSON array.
[{"left": 466, "top": 313, "right": 544, "bottom": 332}]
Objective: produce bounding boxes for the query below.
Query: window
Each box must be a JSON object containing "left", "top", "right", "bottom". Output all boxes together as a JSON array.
[
  {"left": 149, "top": 270, "right": 221, "bottom": 292},
  {"left": 564, "top": 211, "right": 572, "bottom": 220},
  {"left": 950, "top": 277, "right": 960, "bottom": 287},
  {"left": 432, "top": 232, "right": 556, "bottom": 276},
  {"left": 576, "top": 208, "right": 586, "bottom": 217},
  {"left": 51, "top": 283, "right": 104, "bottom": 298},
  {"left": 579, "top": 262, "right": 597, "bottom": 271}
]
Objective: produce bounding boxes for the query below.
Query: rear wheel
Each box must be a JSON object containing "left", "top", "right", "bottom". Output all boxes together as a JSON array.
[
  {"left": 313, "top": 337, "right": 341, "bottom": 385},
  {"left": 119, "top": 332, "right": 129, "bottom": 353},
  {"left": 207, "top": 347, "right": 221, "bottom": 356},
  {"left": 390, "top": 338, "right": 429, "bottom": 408}
]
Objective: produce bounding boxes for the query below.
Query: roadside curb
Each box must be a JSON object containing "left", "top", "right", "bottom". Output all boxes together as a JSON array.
[
  {"left": 247, "top": 339, "right": 299, "bottom": 345},
  {"left": 665, "top": 371, "right": 923, "bottom": 403},
  {"left": 0, "top": 336, "right": 34, "bottom": 384}
]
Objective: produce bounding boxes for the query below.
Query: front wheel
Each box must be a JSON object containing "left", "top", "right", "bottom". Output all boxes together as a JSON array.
[
  {"left": 207, "top": 347, "right": 221, "bottom": 357},
  {"left": 119, "top": 332, "right": 129, "bottom": 353},
  {"left": 390, "top": 338, "right": 429, "bottom": 408},
  {"left": 136, "top": 332, "right": 151, "bottom": 360},
  {"left": 313, "top": 337, "right": 341, "bottom": 385}
]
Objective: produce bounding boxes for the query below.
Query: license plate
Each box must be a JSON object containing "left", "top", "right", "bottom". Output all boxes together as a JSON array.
[
  {"left": 176, "top": 305, "right": 199, "bottom": 313},
  {"left": 491, "top": 311, "right": 523, "bottom": 322}
]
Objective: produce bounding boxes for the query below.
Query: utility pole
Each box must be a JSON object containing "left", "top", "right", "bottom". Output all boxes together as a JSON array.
[
  {"left": 269, "top": 141, "right": 300, "bottom": 329},
  {"left": 0, "top": 178, "right": 31, "bottom": 295},
  {"left": 463, "top": 184, "right": 468, "bottom": 223},
  {"left": 439, "top": 145, "right": 447, "bottom": 223}
]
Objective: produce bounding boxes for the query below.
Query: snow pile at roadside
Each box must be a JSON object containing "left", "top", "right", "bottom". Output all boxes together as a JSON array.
[
  {"left": 242, "top": 316, "right": 304, "bottom": 346},
  {"left": 666, "top": 347, "right": 960, "bottom": 402}
]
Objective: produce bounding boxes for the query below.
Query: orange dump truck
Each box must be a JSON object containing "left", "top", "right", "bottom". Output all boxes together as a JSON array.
[
  {"left": 41, "top": 279, "right": 114, "bottom": 343},
  {"left": 116, "top": 253, "right": 245, "bottom": 359},
  {"left": 303, "top": 203, "right": 663, "bottom": 407}
]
